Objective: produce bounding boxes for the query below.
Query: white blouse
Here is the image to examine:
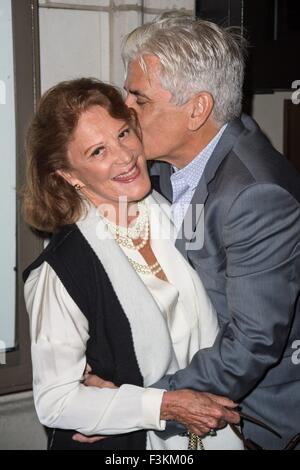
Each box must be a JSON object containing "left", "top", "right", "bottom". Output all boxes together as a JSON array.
[
  {"left": 25, "top": 262, "right": 165, "bottom": 437},
  {"left": 24, "top": 193, "right": 243, "bottom": 450}
]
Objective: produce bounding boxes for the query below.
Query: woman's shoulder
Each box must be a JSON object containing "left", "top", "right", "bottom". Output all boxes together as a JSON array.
[
  {"left": 24, "top": 260, "right": 58, "bottom": 300},
  {"left": 22, "top": 224, "right": 78, "bottom": 284}
]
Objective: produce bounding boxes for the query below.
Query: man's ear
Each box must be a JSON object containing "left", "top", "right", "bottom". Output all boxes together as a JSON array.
[{"left": 188, "top": 92, "right": 214, "bottom": 131}]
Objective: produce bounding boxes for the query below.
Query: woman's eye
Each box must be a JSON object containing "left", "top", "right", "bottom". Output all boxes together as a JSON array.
[
  {"left": 119, "top": 128, "right": 130, "bottom": 139},
  {"left": 91, "top": 147, "right": 105, "bottom": 158}
]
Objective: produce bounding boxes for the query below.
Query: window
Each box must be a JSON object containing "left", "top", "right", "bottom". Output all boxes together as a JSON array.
[
  {"left": 0, "top": 0, "right": 16, "bottom": 356},
  {"left": 0, "top": 0, "right": 42, "bottom": 395}
]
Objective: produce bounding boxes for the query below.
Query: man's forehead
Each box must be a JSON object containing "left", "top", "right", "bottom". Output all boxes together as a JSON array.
[{"left": 125, "top": 55, "right": 162, "bottom": 90}]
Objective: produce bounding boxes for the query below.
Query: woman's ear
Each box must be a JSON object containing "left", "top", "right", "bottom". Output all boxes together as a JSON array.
[
  {"left": 188, "top": 92, "right": 214, "bottom": 131},
  {"left": 56, "top": 169, "right": 83, "bottom": 189}
]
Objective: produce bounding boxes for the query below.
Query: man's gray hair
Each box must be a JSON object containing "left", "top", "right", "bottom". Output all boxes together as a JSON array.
[{"left": 122, "top": 12, "right": 246, "bottom": 124}]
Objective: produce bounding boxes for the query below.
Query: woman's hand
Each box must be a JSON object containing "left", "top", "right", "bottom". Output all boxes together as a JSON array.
[
  {"left": 160, "top": 389, "right": 240, "bottom": 436},
  {"left": 73, "top": 367, "right": 117, "bottom": 444}
]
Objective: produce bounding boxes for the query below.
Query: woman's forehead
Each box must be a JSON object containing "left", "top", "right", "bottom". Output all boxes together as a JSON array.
[{"left": 76, "top": 106, "right": 127, "bottom": 134}]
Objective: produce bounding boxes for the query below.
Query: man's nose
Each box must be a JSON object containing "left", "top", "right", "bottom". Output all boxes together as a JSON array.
[{"left": 125, "top": 93, "right": 136, "bottom": 109}]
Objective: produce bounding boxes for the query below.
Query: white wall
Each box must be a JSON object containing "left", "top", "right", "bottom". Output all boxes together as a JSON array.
[
  {"left": 38, "top": 0, "right": 195, "bottom": 92},
  {"left": 0, "top": 0, "right": 16, "bottom": 351}
]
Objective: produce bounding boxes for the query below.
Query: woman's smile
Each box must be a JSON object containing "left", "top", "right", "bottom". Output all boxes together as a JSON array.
[{"left": 112, "top": 162, "right": 141, "bottom": 183}]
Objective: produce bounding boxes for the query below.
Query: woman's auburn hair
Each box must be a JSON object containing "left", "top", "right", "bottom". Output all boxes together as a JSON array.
[{"left": 22, "top": 77, "right": 140, "bottom": 233}]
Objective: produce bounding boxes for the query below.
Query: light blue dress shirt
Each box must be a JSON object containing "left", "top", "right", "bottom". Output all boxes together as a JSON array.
[{"left": 171, "top": 124, "right": 227, "bottom": 231}]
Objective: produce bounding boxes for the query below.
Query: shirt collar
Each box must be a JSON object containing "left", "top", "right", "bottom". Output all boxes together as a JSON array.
[{"left": 172, "top": 124, "right": 227, "bottom": 190}]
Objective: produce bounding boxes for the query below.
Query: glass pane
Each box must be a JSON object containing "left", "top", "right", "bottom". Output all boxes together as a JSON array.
[{"left": 0, "top": 0, "right": 16, "bottom": 352}]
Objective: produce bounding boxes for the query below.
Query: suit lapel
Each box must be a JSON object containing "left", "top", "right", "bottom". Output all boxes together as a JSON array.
[
  {"left": 175, "top": 117, "right": 246, "bottom": 259},
  {"left": 151, "top": 161, "right": 173, "bottom": 202}
]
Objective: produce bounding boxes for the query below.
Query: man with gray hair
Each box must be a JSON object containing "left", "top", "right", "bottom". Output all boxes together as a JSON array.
[{"left": 122, "top": 12, "right": 300, "bottom": 449}]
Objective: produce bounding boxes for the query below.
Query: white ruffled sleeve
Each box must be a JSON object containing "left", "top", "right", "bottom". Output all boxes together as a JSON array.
[{"left": 24, "top": 262, "right": 165, "bottom": 435}]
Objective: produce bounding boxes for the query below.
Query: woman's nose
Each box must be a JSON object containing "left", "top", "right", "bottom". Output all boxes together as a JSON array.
[{"left": 114, "top": 143, "right": 133, "bottom": 165}]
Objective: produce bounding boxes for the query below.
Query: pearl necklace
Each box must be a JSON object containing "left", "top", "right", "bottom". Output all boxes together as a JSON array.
[
  {"left": 101, "top": 200, "right": 162, "bottom": 276},
  {"left": 103, "top": 200, "right": 149, "bottom": 240},
  {"left": 115, "top": 220, "right": 149, "bottom": 251},
  {"left": 127, "top": 257, "right": 162, "bottom": 276}
]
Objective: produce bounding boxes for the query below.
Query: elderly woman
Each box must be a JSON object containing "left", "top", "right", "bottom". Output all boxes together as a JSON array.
[{"left": 23, "top": 78, "right": 241, "bottom": 450}]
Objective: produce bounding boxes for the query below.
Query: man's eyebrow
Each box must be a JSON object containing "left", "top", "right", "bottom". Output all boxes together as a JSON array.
[{"left": 124, "top": 87, "right": 150, "bottom": 100}]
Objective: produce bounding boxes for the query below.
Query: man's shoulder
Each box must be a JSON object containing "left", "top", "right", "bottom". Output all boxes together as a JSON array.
[{"left": 213, "top": 116, "right": 300, "bottom": 201}]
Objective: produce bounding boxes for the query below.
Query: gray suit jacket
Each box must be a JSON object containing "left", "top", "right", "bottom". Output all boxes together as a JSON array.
[{"left": 153, "top": 114, "right": 300, "bottom": 449}]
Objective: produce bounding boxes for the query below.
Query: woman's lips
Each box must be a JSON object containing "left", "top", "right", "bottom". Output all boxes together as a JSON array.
[{"left": 112, "top": 164, "right": 141, "bottom": 183}]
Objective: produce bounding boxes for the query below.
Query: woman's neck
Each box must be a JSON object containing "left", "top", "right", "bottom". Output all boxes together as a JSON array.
[
  {"left": 96, "top": 200, "right": 140, "bottom": 228},
  {"left": 79, "top": 186, "right": 140, "bottom": 227}
]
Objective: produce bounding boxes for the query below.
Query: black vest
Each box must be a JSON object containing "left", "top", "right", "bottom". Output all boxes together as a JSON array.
[{"left": 23, "top": 225, "right": 147, "bottom": 450}]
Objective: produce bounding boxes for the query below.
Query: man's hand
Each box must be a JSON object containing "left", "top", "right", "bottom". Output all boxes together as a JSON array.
[
  {"left": 73, "top": 369, "right": 240, "bottom": 443},
  {"left": 160, "top": 389, "right": 240, "bottom": 437},
  {"left": 83, "top": 373, "right": 117, "bottom": 389},
  {"left": 72, "top": 433, "right": 107, "bottom": 444},
  {"left": 82, "top": 364, "right": 117, "bottom": 389}
]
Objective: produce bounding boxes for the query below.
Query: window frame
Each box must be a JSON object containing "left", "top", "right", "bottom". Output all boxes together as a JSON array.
[{"left": 0, "top": 0, "right": 42, "bottom": 396}]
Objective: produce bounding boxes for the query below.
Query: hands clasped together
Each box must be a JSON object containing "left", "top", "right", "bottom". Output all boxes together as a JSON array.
[{"left": 72, "top": 365, "right": 240, "bottom": 444}]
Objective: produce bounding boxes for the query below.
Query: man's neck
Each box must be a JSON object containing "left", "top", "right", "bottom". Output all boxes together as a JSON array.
[{"left": 162, "top": 121, "right": 223, "bottom": 170}]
